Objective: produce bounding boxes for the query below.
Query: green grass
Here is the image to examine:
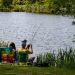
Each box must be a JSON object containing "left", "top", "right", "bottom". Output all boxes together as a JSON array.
[{"left": 0, "top": 64, "right": 75, "bottom": 75}]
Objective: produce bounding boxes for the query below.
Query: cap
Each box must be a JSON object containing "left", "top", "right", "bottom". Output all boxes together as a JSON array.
[{"left": 22, "top": 39, "right": 27, "bottom": 43}]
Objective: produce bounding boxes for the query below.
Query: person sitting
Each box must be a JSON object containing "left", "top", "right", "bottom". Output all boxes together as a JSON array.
[
  {"left": 18, "top": 40, "right": 34, "bottom": 65},
  {"left": 18, "top": 40, "right": 33, "bottom": 53},
  {"left": 9, "top": 42, "right": 17, "bottom": 63},
  {"left": 25, "top": 44, "right": 35, "bottom": 65}
]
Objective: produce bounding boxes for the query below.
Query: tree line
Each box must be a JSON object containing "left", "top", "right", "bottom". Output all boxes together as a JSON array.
[{"left": 0, "top": 0, "right": 75, "bottom": 15}]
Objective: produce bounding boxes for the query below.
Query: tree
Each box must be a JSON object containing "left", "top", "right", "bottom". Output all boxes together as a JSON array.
[{"left": 2, "top": 0, "right": 13, "bottom": 7}]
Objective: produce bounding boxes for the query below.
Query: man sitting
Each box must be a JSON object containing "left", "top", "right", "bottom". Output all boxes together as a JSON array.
[{"left": 18, "top": 40, "right": 35, "bottom": 65}]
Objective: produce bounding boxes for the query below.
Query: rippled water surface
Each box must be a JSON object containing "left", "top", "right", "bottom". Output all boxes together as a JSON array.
[{"left": 0, "top": 12, "right": 75, "bottom": 55}]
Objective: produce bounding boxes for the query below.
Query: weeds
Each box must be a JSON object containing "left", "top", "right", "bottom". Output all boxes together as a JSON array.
[
  {"left": 35, "top": 47, "right": 75, "bottom": 69},
  {"left": 0, "top": 40, "right": 9, "bottom": 47},
  {"left": 35, "top": 52, "right": 55, "bottom": 67}
]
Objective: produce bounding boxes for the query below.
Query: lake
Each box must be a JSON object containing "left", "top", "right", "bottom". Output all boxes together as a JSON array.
[{"left": 0, "top": 12, "right": 75, "bottom": 56}]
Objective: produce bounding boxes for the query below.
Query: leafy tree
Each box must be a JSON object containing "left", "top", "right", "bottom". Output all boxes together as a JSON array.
[{"left": 2, "top": 0, "right": 13, "bottom": 7}]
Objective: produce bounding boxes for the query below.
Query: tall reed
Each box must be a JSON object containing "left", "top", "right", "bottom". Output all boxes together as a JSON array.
[
  {"left": 0, "top": 40, "right": 9, "bottom": 47},
  {"left": 35, "top": 52, "right": 55, "bottom": 67},
  {"left": 35, "top": 47, "right": 75, "bottom": 69}
]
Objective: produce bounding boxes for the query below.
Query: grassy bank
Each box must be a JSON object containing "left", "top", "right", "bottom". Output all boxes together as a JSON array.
[
  {"left": 0, "top": 64, "right": 75, "bottom": 75},
  {"left": 0, "top": 41, "right": 75, "bottom": 75},
  {"left": 0, "top": 4, "right": 69, "bottom": 15},
  {"left": 0, "top": 4, "right": 53, "bottom": 14}
]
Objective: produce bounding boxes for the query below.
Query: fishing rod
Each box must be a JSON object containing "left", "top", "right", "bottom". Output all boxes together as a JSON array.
[{"left": 30, "top": 23, "right": 41, "bottom": 44}]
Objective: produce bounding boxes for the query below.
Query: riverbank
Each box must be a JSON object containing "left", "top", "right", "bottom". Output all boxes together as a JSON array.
[
  {"left": 0, "top": 4, "right": 69, "bottom": 15},
  {"left": 1, "top": 40, "right": 75, "bottom": 69},
  {"left": 0, "top": 40, "right": 75, "bottom": 75},
  {"left": 0, "top": 64, "right": 75, "bottom": 75},
  {"left": 0, "top": 4, "right": 54, "bottom": 14}
]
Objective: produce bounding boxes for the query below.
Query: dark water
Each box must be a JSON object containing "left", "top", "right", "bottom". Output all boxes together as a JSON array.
[{"left": 0, "top": 12, "right": 75, "bottom": 56}]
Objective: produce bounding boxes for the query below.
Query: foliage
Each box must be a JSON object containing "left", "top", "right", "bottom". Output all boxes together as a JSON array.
[
  {"left": 35, "top": 52, "right": 55, "bottom": 67},
  {"left": 35, "top": 47, "right": 75, "bottom": 69},
  {"left": 2, "top": 0, "right": 13, "bottom": 7},
  {"left": 0, "top": 0, "right": 75, "bottom": 15}
]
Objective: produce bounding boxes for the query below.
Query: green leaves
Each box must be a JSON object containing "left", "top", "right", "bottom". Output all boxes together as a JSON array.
[{"left": 2, "top": 0, "right": 13, "bottom": 7}]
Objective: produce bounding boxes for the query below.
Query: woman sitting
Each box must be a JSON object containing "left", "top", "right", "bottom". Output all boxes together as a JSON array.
[{"left": 9, "top": 42, "right": 17, "bottom": 63}]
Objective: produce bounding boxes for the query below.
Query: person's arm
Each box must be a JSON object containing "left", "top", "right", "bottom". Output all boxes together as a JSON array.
[
  {"left": 25, "top": 44, "right": 33, "bottom": 54},
  {"left": 29, "top": 44, "right": 33, "bottom": 54}
]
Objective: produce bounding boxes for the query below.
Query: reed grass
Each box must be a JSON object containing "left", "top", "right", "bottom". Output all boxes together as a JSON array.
[
  {"left": 0, "top": 40, "right": 9, "bottom": 47},
  {"left": 35, "top": 47, "right": 75, "bottom": 69},
  {"left": 35, "top": 52, "right": 55, "bottom": 67}
]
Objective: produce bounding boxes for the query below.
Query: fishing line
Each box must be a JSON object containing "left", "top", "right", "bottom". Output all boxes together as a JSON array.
[{"left": 30, "top": 23, "right": 41, "bottom": 44}]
